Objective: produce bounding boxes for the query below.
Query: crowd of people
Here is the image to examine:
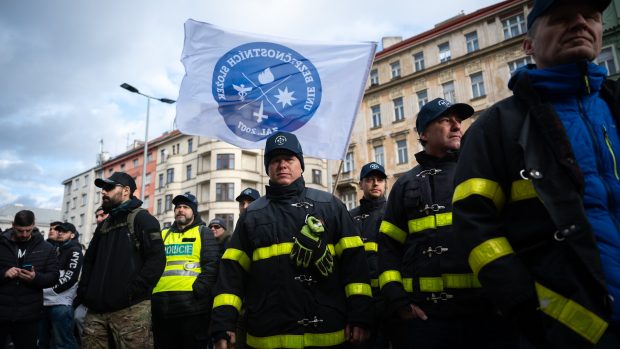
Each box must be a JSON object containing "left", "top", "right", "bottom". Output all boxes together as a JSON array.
[{"left": 1, "top": 0, "right": 620, "bottom": 348}]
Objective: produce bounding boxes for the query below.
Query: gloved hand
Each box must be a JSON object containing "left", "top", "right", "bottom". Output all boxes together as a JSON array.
[
  {"left": 314, "top": 247, "right": 334, "bottom": 277},
  {"left": 290, "top": 216, "right": 333, "bottom": 276}
]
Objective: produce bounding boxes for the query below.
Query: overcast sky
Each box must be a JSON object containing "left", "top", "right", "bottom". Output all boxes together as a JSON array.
[{"left": 0, "top": 0, "right": 498, "bottom": 210}]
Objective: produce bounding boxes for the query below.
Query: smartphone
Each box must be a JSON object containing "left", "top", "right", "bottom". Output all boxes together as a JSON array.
[{"left": 21, "top": 264, "right": 32, "bottom": 271}]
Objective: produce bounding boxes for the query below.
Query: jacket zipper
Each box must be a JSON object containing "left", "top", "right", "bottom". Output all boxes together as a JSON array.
[{"left": 602, "top": 125, "right": 620, "bottom": 180}]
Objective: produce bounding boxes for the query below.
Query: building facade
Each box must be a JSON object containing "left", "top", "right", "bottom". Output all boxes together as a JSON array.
[
  {"left": 602, "top": 0, "right": 620, "bottom": 80},
  {"left": 60, "top": 167, "right": 101, "bottom": 244}
]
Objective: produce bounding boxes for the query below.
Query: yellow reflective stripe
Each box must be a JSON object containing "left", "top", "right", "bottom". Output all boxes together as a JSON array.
[
  {"left": 403, "top": 278, "right": 413, "bottom": 292},
  {"left": 510, "top": 179, "right": 538, "bottom": 202},
  {"left": 364, "top": 242, "right": 378, "bottom": 252},
  {"left": 212, "top": 293, "right": 242, "bottom": 312},
  {"left": 453, "top": 178, "right": 506, "bottom": 210},
  {"left": 334, "top": 236, "right": 363, "bottom": 256},
  {"left": 253, "top": 243, "right": 293, "bottom": 261},
  {"left": 379, "top": 270, "right": 402, "bottom": 289},
  {"left": 418, "top": 274, "right": 481, "bottom": 292},
  {"left": 246, "top": 330, "right": 345, "bottom": 349},
  {"left": 408, "top": 212, "right": 452, "bottom": 234},
  {"left": 419, "top": 277, "right": 443, "bottom": 292},
  {"left": 222, "top": 248, "right": 251, "bottom": 272},
  {"left": 371, "top": 278, "right": 379, "bottom": 288},
  {"left": 345, "top": 283, "right": 372, "bottom": 297},
  {"left": 327, "top": 244, "right": 335, "bottom": 255},
  {"left": 535, "top": 282, "right": 608, "bottom": 344},
  {"left": 380, "top": 220, "right": 407, "bottom": 244},
  {"left": 469, "top": 237, "right": 514, "bottom": 277}
]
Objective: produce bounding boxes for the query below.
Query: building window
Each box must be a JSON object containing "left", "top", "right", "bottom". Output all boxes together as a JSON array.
[
  {"left": 397, "top": 139, "right": 409, "bottom": 164},
  {"left": 417, "top": 89, "right": 428, "bottom": 110},
  {"left": 215, "top": 214, "right": 235, "bottom": 233},
  {"left": 83, "top": 175, "right": 89, "bottom": 187},
  {"left": 508, "top": 56, "right": 533, "bottom": 75},
  {"left": 66, "top": 182, "right": 72, "bottom": 193},
  {"left": 312, "top": 169, "right": 322, "bottom": 185},
  {"left": 186, "top": 164, "right": 192, "bottom": 180},
  {"left": 470, "top": 72, "right": 486, "bottom": 99},
  {"left": 342, "top": 190, "right": 356, "bottom": 211},
  {"left": 120, "top": 163, "right": 125, "bottom": 171},
  {"left": 74, "top": 178, "right": 79, "bottom": 189},
  {"left": 393, "top": 97, "right": 405, "bottom": 122},
  {"left": 597, "top": 47, "right": 618, "bottom": 75},
  {"left": 160, "top": 149, "right": 167, "bottom": 163},
  {"left": 374, "top": 145, "right": 385, "bottom": 166},
  {"left": 65, "top": 201, "right": 70, "bottom": 213},
  {"left": 390, "top": 61, "right": 401, "bottom": 79},
  {"left": 370, "top": 69, "right": 379, "bottom": 85},
  {"left": 502, "top": 14, "right": 526, "bottom": 40},
  {"left": 147, "top": 152, "right": 153, "bottom": 163},
  {"left": 143, "top": 196, "right": 150, "bottom": 209},
  {"left": 465, "top": 31, "right": 479, "bottom": 53},
  {"left": 216, "top": 154, "right": 235, "bottom": 170},
  {"left": 81, "top": 193, "right": 87, "bottom": 206},
  {"left": 144, "top": 172, "right": 151, "bottom": 185},
  {"left": 438, "top": 42, "right": 451, "bottom": 63},
  {"left": 157, "top": 199, "right": 162, "bottom": 215},
  {"left": 79, "top": 214, "right": 85, "bottom": 227},
  {"left": 344, "top": 152, "right": 354, "bottom": 173},
  {"left": 442, "top": 81, "right": 456, "bottom": 103},
  {"left": 187, "top": 138, "right": 194, "bottom": 153},
  {"left": 371, "top": 105, "right": 381, "bottom": 128},
  {"left": 158, "top": 173, "right": 164, "bottom": 188},
  {"left": 133, "top": 159, "right": 139, "bottom": 168},
  {"left": 216, "top": 183, "right": 234, "bottom": 201},
  {"left": 165, "top": 194, "right": 173, "bottom": 211},
  {"left": 72, "top": 197, "right": 77, "bottom": 209},
  {"left": 413, "top": 52, "right": 425, "bottom": 72},
  {"left": 166, "top": 168, "right": 174, "bottom": 184}
]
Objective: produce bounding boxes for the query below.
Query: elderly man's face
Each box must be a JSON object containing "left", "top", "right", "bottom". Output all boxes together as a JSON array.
[{"left": 524, "top": 3, "right": 603, "bottom": 69}]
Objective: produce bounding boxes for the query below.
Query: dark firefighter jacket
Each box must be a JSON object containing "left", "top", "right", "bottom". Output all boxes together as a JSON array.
[
  {"left": 210, "top": 177, "right": 373, "bottom": 349},
  {"left": 452, "top": 65, "right": 615, "bottom": 348},
  {"left": 378, "top": 151, "right": 490, "bottom": 318},
  {"left": 350, "top": 196, "right": 385, "bottom": 293}
]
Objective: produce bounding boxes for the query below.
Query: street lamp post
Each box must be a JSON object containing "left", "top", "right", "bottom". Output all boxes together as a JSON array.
[{"left": 120, "top": 83, "right": 175, "bottom": 203}]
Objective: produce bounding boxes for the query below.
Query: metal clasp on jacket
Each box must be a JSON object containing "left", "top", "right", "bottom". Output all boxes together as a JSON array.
[
  {"left": 291, "top": 202, "right": 313, "bottom": 209},
  {"left": 353, "top": 214, "right": 370, "bottom": 221},
  {"left": 422, "top": 246, "right": 448, "bottom": 257},
  {"left": 294, "top": 274, "right": 317, "bottom": 285},
  {"left": 554, "top": 224, "right": 577, "bottom": 242},
  {"left": 419, "top": 204, "right": 445, "bottom": 213},
  {"left": 427, "top": 292, "right": 454, "bottom": 303},
  {"left": 416, "top": 168, "right": 442, "bottom": 177},
  {"left": 297, "top": 316, "right": 323, "bottom": 327},
  {"left": 519, "top": 168, "right": 543, "bottom": 180}
]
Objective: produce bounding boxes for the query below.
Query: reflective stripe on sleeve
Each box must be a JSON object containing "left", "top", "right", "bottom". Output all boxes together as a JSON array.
[
  {"left": 246, "top": 330, "right": 345, "bottom": 349},
  {"left": 212, "top": 293, "right": 242, "bottom": 312},
  {"left": 418, "top": 274, "right": 481, "bottom": 292},
  {"left": 345, "top": 283, "right": 372, "bottom": 297},
  {"left": 510, "top": 179, "right": 538, "bottom": 202},
  {"left": 408, "top": 212, "right": 452, "bottom": 234},
  {"left": 453, "top": 178, "right": 506, "bottom": 210},
  {"left": 535, "top": 282, "right": 608, "bottom": 344},
  {"left": 468, "top": 237, "right": 514, "bottom": 277},
  {"left": 335, "top": 236, "right": 364, "bottom": 256},
  {"left": 379, "top": 220, "right": 407, "bottom": 244},
  {"left": 378, "top": 270, "right": 403, "bottom": 289},
  {"left": 222, "top": 248, "right": 251, "bottom": 272},
  {"left": 364, "top": 242, "right": 378, "bottom": 252},
  {"left": 253, "top": 243, "right": 293, "bottom": 261}
]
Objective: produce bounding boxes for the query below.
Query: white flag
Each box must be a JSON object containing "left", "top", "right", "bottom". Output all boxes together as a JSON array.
[{"left": 176, "top": 20, "right": 376, "bottom": 160}]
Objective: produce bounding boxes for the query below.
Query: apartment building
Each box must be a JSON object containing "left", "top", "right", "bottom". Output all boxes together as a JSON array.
[{"left": 60, "top": 166, "right": 102, "bottom": 244}]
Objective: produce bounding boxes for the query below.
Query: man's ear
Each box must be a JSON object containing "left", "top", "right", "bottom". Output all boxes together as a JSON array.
[
  {"left": 419, "top": 131, "right": 428, "bottom": 142},
  {"left": 523, "top": 38, "right": 534, "bottom": 56}
]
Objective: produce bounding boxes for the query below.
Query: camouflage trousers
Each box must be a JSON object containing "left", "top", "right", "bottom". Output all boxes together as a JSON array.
[{"left": 82, "top": 300, "right": 153, "bottom": 349}]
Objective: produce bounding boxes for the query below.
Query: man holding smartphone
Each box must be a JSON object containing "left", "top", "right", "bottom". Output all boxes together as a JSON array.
[{"left": 0, "top": 210, "right": 59, "bottom": 349}]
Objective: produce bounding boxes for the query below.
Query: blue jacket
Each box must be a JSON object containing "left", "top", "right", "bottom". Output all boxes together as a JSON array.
[{"left": 514, "top": 62, "right": 620, "bottom": 322}]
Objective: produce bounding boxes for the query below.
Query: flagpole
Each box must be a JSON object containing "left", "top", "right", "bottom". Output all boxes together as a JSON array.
[{"left": 331, "top": 160, "right": 344, "bottom": 195}]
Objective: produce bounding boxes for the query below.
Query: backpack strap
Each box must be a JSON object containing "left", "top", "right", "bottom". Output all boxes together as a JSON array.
[{"left": 127, "top": 208, "right": 147, "bottom": 251}]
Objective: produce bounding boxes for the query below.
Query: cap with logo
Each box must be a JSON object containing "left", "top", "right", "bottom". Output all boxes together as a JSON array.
[
  {"left": 360, "top": 162, "right": 387, "bottom": 180},
  {"left": 264, "top": 131, "right": 305, "bottom": 174},
  {"left": 94, "top": 172, "right": 137, "bottom": 193},
  {"left": 527, "top": 0, "right": 611, "bottom": 30},
  {"left": 57, "top": 222, "right": 79, "bottom": 240},
  {"left": 416, "top": 98, "right": 474, "bottom": 134},
  {"left": 236, "top": 188, "right": 260, "bottom": 202},
  {"left": 172, "top": 192, "right": 198, "bottom": 214},
  {"left": 208, "top": 218, "right": 226, "bottom": 230}
]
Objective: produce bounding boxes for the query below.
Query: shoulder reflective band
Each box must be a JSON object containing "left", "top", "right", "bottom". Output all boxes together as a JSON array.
[
  {"left": 246, "top": 329, "right": 345, "bottom": 349},
  {"left": 379, "top": 270, "right": 403, "bottom": 289},
  {"left": 345, "top": 283, "right": 372, "bottom": 297},
  {"left": 408, "top": 212, "right": 452, "bottom": 234},
  {"left": 468, "top": 237, "right": 514, "bottom": 277},
  {"left": 364, "top": 242, "right": 378, "bottom": 252},
  {"left": 510, "top": 179, "right": 538, "bottom": 202},
  {"left": 213, "top": 293, "right": 242, "bottom": 312},
  {"left": 418, "top": 274, "right": 481, "bottom": 292},
  {"left": 535, "top": 282, "right": 608, "bottom": 344},
  {"left": 335, "top": 236, "right": 364, "bottom": 256},
  {"left": 379, "top": 220, "right": 407, "bottom": 244},
  {"left": 453, "top": 178, "right": 506, "bottom": 210},
  {"left": 222, "top": 248, "right": 251, "bottom": 272}
]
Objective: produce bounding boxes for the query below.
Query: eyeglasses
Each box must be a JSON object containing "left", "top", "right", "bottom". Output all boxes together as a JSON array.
[
  {"left": 101, "top": 184, "right": 124, "bottom": 192},
  {"left": 210, "top": 225, "right": 222, "bottom": 229}
]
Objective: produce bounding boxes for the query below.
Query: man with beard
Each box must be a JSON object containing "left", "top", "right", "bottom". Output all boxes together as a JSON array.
[
  {"left": 77, "top": 172, "right": 165, "bottom": 349},
  {"left": 151, "top": 193, "right": 220, "bottom": 349},
  {"left": 0, "top": 210, "right": 59, "bottom": 349}
]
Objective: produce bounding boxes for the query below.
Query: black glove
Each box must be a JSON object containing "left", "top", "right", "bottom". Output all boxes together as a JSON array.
[{"left": 290, "top": 215, "right": 334, "bottom": 277}]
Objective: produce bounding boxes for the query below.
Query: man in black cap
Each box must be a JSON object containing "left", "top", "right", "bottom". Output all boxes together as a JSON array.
[
  {"left": 208, "top": 218, "right": 230, "bottom": 256},
  {"left": 40, "top": 222, "right": 83, "bottom": 349},
  {"left": 378, "top": 98, "right": 519, "bottom": 348},
  {"left": 453, "top": 0, "right": 620, "bottom": 347},
  {"left": 77, "top": 172, "right": 165, "bottom": 349},
  {"left": 211, "top": 131, "right": 373, "bottom": 349},
  {"left": 235, "top": 188, "right": 260, "bottom": 215},
  {"left": 151, "top": 193, "right": 220, "bottom": 349}
]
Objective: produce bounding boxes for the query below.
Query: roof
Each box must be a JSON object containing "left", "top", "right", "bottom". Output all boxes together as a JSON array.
[{"left": 0, "top": 204, "right": 62, "bottom": 224}]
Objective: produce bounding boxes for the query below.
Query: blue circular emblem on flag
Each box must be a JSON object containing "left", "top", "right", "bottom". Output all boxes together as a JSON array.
[{"left": 212, "top": 42, "right": 322, "bottom": 141}]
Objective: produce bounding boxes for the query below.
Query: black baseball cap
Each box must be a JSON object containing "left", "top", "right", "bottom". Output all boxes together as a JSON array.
[
  {"left": 172, "top": 192, "right": 198, "bottom": 214},
  {"left": 236, "top": 188, "right": 260, "bottom": 202},
  {"left": 416, "top": 98, "right": 474, "bottom": 134},
  {"left": 208, "top": 218, "right": 226, "bottom": 230},
  {"left": 264, "top": 131, "right": 305, "bottom": 174},
  {"left": 360, "top": 162, "right": 387, "bottom": 180},
  {"left": 57, "top": 222, "right": 77, "bottom": 234},
  {"left": 527, "top": 0, "right": 611, "bottom": 30},
  {"left": 94, "top": 172, "right": 137, "bottom": 193}
]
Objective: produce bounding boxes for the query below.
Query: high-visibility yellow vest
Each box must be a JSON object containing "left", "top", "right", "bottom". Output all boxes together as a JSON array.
[{"left": 152, "top": 225, "right": 202, "bottom": 294}]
